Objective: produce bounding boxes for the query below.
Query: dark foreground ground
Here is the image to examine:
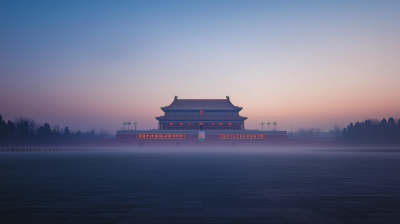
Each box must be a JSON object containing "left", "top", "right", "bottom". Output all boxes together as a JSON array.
[{"left": 1, "top": 150, "right": 400, "bottom": 224}]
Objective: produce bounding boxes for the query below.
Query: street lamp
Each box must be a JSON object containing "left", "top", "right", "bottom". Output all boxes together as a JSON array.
[{"left": 260, "top": 121, "right": 265, "bottom": 131}]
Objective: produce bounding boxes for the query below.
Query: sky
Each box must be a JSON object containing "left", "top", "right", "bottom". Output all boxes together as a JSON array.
[{"left": 1, "top": 0, "right": 400, "bottom": 133}]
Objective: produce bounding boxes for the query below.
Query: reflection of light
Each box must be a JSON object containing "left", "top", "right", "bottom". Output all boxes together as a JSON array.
[
  {"left": 199, "top": 123, "right": 203, "bottom": 125},
  {"left": 219, "top": 123, "right": 223, "bottom": 125},
  {"left": 236, "top": 123, "right": 239, "bottom": 124},
  {"left": 212, "top": 123, "right": 215, "bottom": 125},
  {"left": 179, "top": 123, "right": 183, "bottom": 125},
  {"left": 169, "top": 123, "right": 173, "bottom": 125},
  {"left": 188, "top": 123, "right": 191, "bottom": 125},
  {"left": 228, "top": 123, "right": 232, "bottom": 125}
]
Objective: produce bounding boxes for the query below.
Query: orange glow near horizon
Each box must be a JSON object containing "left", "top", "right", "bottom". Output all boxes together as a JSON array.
[{"left": 1, "top": 1, "right": 400, "bottom": 133}]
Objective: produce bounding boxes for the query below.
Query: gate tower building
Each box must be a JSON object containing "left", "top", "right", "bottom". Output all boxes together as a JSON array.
[{"left": 156, "top": 96, "right": 247, "bottom": 130}]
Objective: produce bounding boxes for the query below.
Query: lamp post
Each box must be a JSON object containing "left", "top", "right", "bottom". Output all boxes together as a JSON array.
[
  {"left": 260, "top": 121, "right": 265, "bottom": 131},
  {"left": 273, "top": 122, "right": 277, "bottom": 131}
]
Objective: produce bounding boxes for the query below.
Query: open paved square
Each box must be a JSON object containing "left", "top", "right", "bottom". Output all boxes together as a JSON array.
[{"left": 1, "top": 151, "right": 400, "bottom": 224}]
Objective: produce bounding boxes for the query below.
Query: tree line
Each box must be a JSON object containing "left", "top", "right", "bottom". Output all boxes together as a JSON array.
[
  {"left": 286, "top": 125, "right": 341, "bottom": 141},
  {"left": 342, "top": 117, "right": 400, "bottom": 145},
  {"left": 0, "top": 114, "right": 112, "bottom": 145}
]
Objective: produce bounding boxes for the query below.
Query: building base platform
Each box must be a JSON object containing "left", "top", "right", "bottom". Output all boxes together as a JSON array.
[{"left": 116, "top": 130, "right": 287, "bottom": 147}]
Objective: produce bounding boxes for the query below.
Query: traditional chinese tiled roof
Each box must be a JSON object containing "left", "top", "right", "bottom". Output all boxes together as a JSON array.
[
  {"left": 161, "top": 96, "right": 242, "bottom": 111},
  {"left": 156, "top": 116, "right": 247, "bottom": 122}
]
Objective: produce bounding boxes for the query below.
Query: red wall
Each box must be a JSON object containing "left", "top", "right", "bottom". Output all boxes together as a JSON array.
[
  {"left": 116, "top": 132, "right": 287, "bottom": 147},
  {"left": 160, "top": 122, "right": 243, "bottom": 130}
]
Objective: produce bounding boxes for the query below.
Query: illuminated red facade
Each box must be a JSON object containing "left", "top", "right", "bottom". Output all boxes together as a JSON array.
[{"left": 156, "top": 96, "right": 247, "bottom": 130}]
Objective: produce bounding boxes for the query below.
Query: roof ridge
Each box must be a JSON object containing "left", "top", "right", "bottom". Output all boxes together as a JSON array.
[
  {"left": 176, "top": 99, "right": 228, "bottom": 100},
  {"left": 161, "top": 97, "right": 242, "bottom": 110}
]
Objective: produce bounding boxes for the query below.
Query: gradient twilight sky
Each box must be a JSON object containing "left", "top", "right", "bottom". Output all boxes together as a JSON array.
[{"left": 1, "top": 0, "right": 400, "bottom": 133}]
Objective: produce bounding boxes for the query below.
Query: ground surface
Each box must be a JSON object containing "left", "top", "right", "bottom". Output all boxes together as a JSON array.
[{"left": 1, "top": 151, "right": 400, "bottom": 224}]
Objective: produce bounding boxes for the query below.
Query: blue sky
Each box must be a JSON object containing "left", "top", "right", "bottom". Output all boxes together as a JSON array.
[{"left": 1, "top": 0, "right": 400, "bottom": 132}]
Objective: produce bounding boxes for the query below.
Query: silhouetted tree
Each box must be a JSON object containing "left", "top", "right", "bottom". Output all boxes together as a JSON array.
[
  {"left": 36, "top": 123, "right": 52, "bottom": 144},
  {"left": 6, "top": 120, "right": 16, "bottom": 144},
  {"left": 342, "top": 128, "right": 347, "bottom": 141},
  {"left": 63, "top": 126, "right": 71, "bottom": 143},
  {"left": 387, "top": 118, "right": 397, "bottom": 144},
  {"left": 72, "top": 130, "right": 82, "bottom": 142},
  {"left": 296, "top": 128, "right": 322, "bottom": 139},
  {"left": 14, "top": 117, "right": 38, "bottom": 144},
  {"left": 97, "top": 129, "right": 112, "bottom": 138},
  {"left": 52, "top": 125, "right": 61, "bottom": 143},
  {"left": 0, "top": 114, "right": 115, "bottom": 145},
  {"left": 0, "top": 115, "right": 7, "bottom": 144},
  {"left": 333, "top": 125, "right": 341, "bottom": 141},
  {"left": 342, "top": 118, "right": 400, "bottom": 145}
]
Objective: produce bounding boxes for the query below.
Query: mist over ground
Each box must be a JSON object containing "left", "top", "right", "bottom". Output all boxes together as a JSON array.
[{"left": 1, "top": 149, "right": 400, "bottom": 224}]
